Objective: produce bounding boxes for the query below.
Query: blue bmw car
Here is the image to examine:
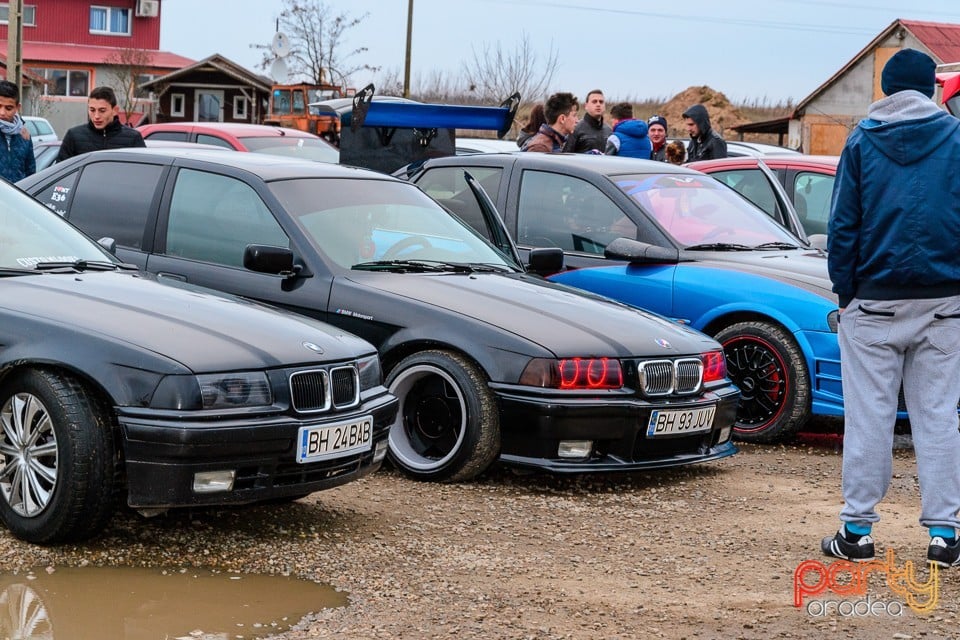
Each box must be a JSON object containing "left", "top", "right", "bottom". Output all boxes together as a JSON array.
[{"left": 408, "top": 153, "right": 842, "bottom": 442}]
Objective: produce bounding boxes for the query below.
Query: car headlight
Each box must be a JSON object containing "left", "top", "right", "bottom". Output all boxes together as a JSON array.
[
  {"left": 150, "top": 372, "right": 273, "bottom": 410},
  {"left": 356, "top": 354, "right": 383, "bottom": 391},
  {"left": 827, "top": 310, "right": 839, "bottom": 333},
  {"left": 519, "top": 357, "right": 624, "bottom": 389}
]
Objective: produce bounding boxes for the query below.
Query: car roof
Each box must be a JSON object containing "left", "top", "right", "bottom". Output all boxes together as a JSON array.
[
  {"left": 422, "top": 152, "right": 701, "bottom": 176},
  {"left": 55, "top": 147, "right": 398, "bottom": 182},
  {"left": 138, "top": 122, "right": 319, "bottom": 138},
  {"left": 688, "top": 155, "right": 839, "bottom": 171}
]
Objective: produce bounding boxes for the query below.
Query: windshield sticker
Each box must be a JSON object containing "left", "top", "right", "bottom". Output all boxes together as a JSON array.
[
  {"left": 16, "top": 255, "right": 80, "bottom": 268},
  {"left": 335, "top": 308, "right": 374, "bottom": 321}
]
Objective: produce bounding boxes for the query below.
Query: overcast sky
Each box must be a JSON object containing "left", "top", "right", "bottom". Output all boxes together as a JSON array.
[{"left": 159, "top": 0, "right": 960, "bottom": 105}]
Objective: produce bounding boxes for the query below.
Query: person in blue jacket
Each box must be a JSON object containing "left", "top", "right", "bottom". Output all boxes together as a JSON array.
[
  {"left": 0, "top": 80, "right": 35, "bottom": 183},
  {"left": 604, "top": 102, "right": 652, "bottom": 159},
  {"left": 823, "top": 48, "right": 960, "bottom": 568}
]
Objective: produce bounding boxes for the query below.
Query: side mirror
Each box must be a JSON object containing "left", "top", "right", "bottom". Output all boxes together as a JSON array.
[
  {"left": 526, "top": 247, "right": 564, "bottom": 276},
  {"left": 244, "top": 244, "right": 297, "bottom": 276},
  {"left": 604, "top": 237, "right": 680, "bottom": 264},
  {"left": 97, "top": 237, "right": 117, "bottom": 255},
  {"left": 807, "top": 233, "right": 828, "bottom": 251}
]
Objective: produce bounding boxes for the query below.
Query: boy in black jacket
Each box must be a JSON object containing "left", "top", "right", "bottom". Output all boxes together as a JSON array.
[{"left": 57, "top": 86, "right": 145, "bottom": 162}]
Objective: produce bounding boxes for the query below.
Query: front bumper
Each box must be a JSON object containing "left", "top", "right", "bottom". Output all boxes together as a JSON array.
[
  {"left": 116, "top": 392, "right": 397, "bottom": 508},
  {"left": 491, "top": 383, "right": 740, "bottom": 472}
]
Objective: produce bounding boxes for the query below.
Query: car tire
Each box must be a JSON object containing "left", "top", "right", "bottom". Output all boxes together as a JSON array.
[
  {"left": 385, "top": 350, "right": 500, "bottom": 482},
  {"left": 713, "top": 321, "right": 810, "bottom": 443},
  {"left": 0, "top": 369, "right": 116, "bottom": 544}
]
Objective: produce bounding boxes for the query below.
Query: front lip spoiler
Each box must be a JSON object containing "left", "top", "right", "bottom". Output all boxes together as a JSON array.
[{"left": 498, "top": 440, "right": 737, "bottom": 473}]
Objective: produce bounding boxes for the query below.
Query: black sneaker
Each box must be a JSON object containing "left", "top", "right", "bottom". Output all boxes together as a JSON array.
[
  {"left": 927, "top": 536, "right": 960, "bottom": 567},
  {"left": 821, "top": 527, "right": 875, "bottom": 562}
]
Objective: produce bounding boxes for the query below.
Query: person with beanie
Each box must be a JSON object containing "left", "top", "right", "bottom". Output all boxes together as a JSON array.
[
  {"left": 823, "top": 48, "right": 960, "bottom": 568},
  {"left": 562, "top": 89, "right": 610, "bottom": 153},
  {"left": 604, "top": 102, "right": 652, "bottom": 159},
  {"left": 682, "top": 104, "right": 726, "bottom": 161},
  {"left": 0, "top": 80, "right": 35, "bottom": 183},
  {"left": 647, "top": 115, "right": 668, "bottom": 161}
]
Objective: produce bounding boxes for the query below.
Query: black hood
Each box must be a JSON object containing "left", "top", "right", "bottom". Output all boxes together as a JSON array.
[{"left": 682, "top": 104, "right": 712, "bottom": 138}]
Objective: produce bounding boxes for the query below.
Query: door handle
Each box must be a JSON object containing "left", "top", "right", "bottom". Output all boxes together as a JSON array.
[{"left": 156, "top": 272, "right": 187, "bottom": 282}]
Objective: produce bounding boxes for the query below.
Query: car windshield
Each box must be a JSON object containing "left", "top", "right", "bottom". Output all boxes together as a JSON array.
[
  {"left": 614, "top": 173, "right": 801, "bottom": 248},
  {"left": 242, "top": 136, "right": 339, "bottom": 163},
  {"left": 0, "top": 185, "right": 115, "bottom": 271},
  {"left": 268, "top": 178, "right": 516, "bottom": 270}
]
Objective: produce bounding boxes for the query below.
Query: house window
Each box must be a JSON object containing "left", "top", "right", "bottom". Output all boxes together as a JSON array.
[
  {"left": 170, "top": 93, "right": 185, "bottom": 117},
  {"left": 0, "top": 4, "right": 37, "bottom": 26},
  {"left": 233, "top": 96, "right": 248, "bottom": 120},
  {"left": 90, "top": 5, "right": 131, "bottom": 35},
  {"left": 33, "top": 68, "right": 90, "bottom": 97}
]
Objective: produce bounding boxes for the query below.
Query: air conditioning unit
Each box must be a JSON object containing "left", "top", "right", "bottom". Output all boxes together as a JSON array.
[{"left": 135, "top": 0, "right": 159, "bottom": 18}]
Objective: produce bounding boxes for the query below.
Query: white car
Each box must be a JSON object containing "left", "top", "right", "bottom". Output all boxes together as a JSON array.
[
  {"left": 455, "top": 137, "right": 520, "bottom": 154},
  {"left": 23, "top": 116, "right": 58, "bottom": 144}
]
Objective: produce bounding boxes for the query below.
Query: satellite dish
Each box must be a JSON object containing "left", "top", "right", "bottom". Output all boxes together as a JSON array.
[
  {"left": 270, "top": 57, "right": 289, "bottom": 82},
  {"left": 271, "top": 32, "right": 291, "bottom": 57}
]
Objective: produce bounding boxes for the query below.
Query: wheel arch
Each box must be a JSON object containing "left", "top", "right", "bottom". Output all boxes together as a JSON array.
[{"left": 700, "top": 309, "right": 816, "bottom": 377}]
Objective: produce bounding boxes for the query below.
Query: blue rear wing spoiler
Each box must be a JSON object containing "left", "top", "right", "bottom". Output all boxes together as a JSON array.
[{"left": 338, "top": 84, "right": 521, "bottom": 174}]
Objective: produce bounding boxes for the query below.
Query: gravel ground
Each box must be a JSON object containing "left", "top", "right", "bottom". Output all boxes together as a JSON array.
[{"left": 2, "top": 437, "right": 958, "bottom": 639}]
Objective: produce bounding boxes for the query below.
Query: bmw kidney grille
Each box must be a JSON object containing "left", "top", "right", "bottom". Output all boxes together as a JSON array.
[{"left": 639, "top": 358, "right": 703, "bottom": 396}]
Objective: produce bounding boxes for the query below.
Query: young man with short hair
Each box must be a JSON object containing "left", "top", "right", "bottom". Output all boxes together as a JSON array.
[
  {"left": 522, "top": 92, "right": 579, "bottom": 153},
  {"left": 56, "top": 86, "right": 146, "bottom": 162},
  {"left": 562, "top": 89, "right": 610, "bottom": 153},
  {"left": 0, "top": 80, "right": 35, "bottom": 182}
]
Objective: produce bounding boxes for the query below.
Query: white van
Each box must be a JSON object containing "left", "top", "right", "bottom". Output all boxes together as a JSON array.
[{"left": 22, "top": 116, "right": 58, "bottom": 143}]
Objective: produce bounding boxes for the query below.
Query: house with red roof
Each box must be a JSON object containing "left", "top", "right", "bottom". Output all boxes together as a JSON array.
[
  {"left": 0, "top": 0, "right": 194, "bottom": 133},
  {"left": 789, "top": 19, "right": 960, "bottom": 154}
]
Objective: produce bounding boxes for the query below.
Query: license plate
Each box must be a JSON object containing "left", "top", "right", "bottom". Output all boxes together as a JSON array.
[
  {"left": 297, "top": 416, "right": 373, "bottom": 463},
  {"left": 646, "top": 406, "right": 716, "bottom": 437}
]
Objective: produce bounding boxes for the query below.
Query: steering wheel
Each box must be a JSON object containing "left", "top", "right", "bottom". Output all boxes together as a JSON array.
[{"left": 382, "top": 235, "right": 434, "bottom": 259}]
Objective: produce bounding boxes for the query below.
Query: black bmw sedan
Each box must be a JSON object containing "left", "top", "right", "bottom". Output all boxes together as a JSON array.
[
  {"left": 19, "top": 149, "right": 740, "bottom": 482},
  {"left": 0, "top": 180, "right": 396, "bottom": 544}
]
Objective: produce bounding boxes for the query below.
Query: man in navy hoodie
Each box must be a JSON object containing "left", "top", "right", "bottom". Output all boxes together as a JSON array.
[{"left": 823, "top": 48, "right": 960, "bottom": 568}]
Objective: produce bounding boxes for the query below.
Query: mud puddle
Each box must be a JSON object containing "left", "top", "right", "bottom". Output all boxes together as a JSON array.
[{"left": 0, "top": 566, "right": 347, "bottom": 639}]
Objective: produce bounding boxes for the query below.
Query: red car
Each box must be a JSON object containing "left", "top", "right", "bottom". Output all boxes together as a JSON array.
[
  {"left": 938, "top": 72, "right": 959, "bottom": 116},
  {"left": 137, "top": 122, "right": 339, "bottom": 163},
  {"left": 687, "top": 155, "right": 838, "bottom": 242}
]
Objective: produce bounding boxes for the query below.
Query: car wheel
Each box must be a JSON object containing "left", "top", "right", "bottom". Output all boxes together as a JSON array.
[
  {"left": 386, "top": 350, "right": 500, "bottom": 482},
  {"left": 0, "top": 370, "right": 116, "bottom": 544},
  {"left": 714, "top": 321, "right": 810, "bottom": 443}
]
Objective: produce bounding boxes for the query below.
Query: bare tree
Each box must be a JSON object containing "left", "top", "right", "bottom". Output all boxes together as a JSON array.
[
  {"left": 105, "top": 46, "right": 154, "bottom": 123},
  {"left": 253, "top": 0, "right": 377, "bottom": 87},
  {"left": 461, "top": 33, "right": 558, "bottom": 104}
]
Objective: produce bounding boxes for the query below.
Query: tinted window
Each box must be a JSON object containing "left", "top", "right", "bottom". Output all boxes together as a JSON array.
[
  {"left": 414, "top": 166, "right": 502, "bottom": 240},
  {"left": 69, "top": 162, "right": 163, "bottom": 248},
  {"left": 196, "top": 134, "right": 235, "bottom": 150},
  {"left": 793, "top": 171, "right": 834, "bottom": 236},
  {"left": 165, "top": 169, "right": 289, "bottom": 267},
  {"left": 144, "top": 131, "right": 189, "bottom": 142},
  {"left": 711, "top": 169, "right": 781, "bottom": 222},
  {"left": 517, "top": 170, "right": 636, "bottom": 254},
  {"left": 34, "top": 171, "right": 79, "bottom": 217}
]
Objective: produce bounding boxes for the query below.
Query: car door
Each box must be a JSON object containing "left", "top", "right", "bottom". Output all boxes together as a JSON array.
[
  {"left": 31, "top": 158, "right": 169, "bottom": 269},
  {"left": 144, "top": 164, "right": 333, "bottom": 319}
]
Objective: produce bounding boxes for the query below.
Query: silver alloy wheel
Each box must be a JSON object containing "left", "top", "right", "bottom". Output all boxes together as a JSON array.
[{"left": 0, "top": 393, "right": 59, "bottom": 517}]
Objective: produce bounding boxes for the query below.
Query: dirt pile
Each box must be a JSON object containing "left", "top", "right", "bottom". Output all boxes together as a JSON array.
[{"left": 651, "top": 85, "right": 750, "bottom": 139}]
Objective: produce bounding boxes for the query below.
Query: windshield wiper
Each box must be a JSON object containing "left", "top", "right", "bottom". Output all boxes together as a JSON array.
[
  {"left": 752, "top": 242, "right": 802, "bottom": 250},
  {"left": 0, "top": 267, "right": 38, "bottom": 277},
  {"left": 33, "top": 260, "right": 134, "bottom": 272},
  {"left": 352, "top": 260, "right": 513, "bottom": 274},
  {"left": 684, "top": 243, "right": 753, "bottom": 251}
]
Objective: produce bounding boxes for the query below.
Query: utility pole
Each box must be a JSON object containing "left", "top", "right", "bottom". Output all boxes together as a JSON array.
[
  {"left": 403, "top": 0, "right": 413, "bottom": 98},
  {"left": 6, "top": 0, "right": 23, "bottom": 87}
]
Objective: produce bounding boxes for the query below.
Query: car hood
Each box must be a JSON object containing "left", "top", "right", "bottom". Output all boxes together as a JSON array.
[
  {"left": 690, "top": 249, "right": 837, "bottom": 302},
  {"left": 343, "top": 271, "right": 719, "bottom": 357},
  {"left": 2, "top": 272, "right": 374, "bottom": 371}
]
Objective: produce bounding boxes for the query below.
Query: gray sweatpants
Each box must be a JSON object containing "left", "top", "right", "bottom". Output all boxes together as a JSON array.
[{"left": 838, "top": 295, "right": 960, "bottom": 530}]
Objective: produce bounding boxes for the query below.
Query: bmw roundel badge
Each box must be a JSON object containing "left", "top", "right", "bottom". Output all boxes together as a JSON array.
[
  {"left": 655, "top": 338, "right": 672, "bottom": 349},
  {"left": 303, "top": 341, "right": 325, "bottom": 354}
]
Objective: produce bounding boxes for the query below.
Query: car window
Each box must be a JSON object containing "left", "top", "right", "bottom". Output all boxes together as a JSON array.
[
  {"left": 33, "top": 171, "right": 79, "bottom": 216},
  {"left": 517, "top": 170, "right": 636, "bottom": 254},
  {"left": 710, "top": 169, "right": 782, "bottom": 223},
  {"left": 241, "top": 136, "right": 339, "bottom": 163},
  {"left": 68, "top": 161, "right": 163, "bottom": 248},
  {"left": 165, "top": 168, "right": 289, "bottom": 267},
  {"left": 196, "top": 134, "right": 235, "bottom": 150},
  {"left": 24, "top": 120, "right": 38, "bottom": 136},
  {"left": 31, "top": 119, "right": 54, "bottom": 136},
  {"left": 414, "top": 166, "right": 503, "bottom": 241},
  {"left": 794, "top": 171, "right": 834, "bottom": 236},
  {"left": 144, "top": 131, "right": 189, "bottom": 142}
]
